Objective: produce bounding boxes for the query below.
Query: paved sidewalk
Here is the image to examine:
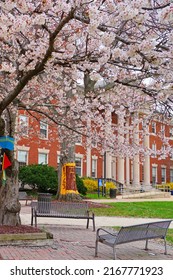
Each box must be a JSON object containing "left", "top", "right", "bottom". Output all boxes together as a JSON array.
[
  {"left": 0, "top": 224, "right": 173, "bottom": 260},
  {"left": 0, "top": 201, "right": 173, "bottom": 260}
]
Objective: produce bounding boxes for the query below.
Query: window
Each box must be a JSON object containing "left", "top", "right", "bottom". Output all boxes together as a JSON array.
[
  {"left": 91, "top": 138, "right": 97, "bottom": 148},
  {"left": 75, "top": 157, "right": 82, "bottom": 176},
  {"left": 40, "top": 121, "right": 48, "bottom": 139},
  {"left": 152, "top": 166, "right": 157, "bottom": 185},
  {"left": 57, "top": 153, "right": 61, "bottom": 172},
  {"left": 92, "top": 158, "right": 97, "bottom": 178},
  {"left": 161, "top": 145, "right": 166, "bottom": 159},
  {"left": 151, "top": 122, "right": 156, "bottom": 134},
  {"left": 38, "top": 153, "right": 48, "bottom": 164},
  {"left": 19, "top": 115, "right": 28, "bottom": 135},
  {"left": 170, "top": 169, "right": 173, "bottom": 182},
  {"left": 160, "top": 124, "right": 165, "bottom": 136},
  {"left": 170, "top": 152, "right": 173, "bottom": 160},
  {"left": 151, "top": 143, "right": 157, "bottom": 158},
  {"left": 170, "top": 127, "right": 173, "bottom": 138},
  {"left": 75, "top": 134, "right": 82, "bottom": 145},
  {"left": 17, "top": 150, "right": 28, "bottom": 167},
  {"left": 131, "top": 162, "right": 133, "bottom": 182},
  {"left": 57, "top": 154, "right": 60, "bottom": 167},
  {"left": 161, "top": 167, "right": 166, "bottom": 183}
]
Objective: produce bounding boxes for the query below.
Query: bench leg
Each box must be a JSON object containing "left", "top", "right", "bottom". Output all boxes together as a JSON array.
[
  {"left": 31, "top": 212, "right": 33, "bottom": 226},
  {"left": 95, "top": 239, "right": 99, "bottom": 257},
  {"left": 86, "top": 218, "right": 89, "bottom": 229},
  {"left": 113, "top": 246, "right": 117, "bottom": 260},
  {"left": 92, "top": 214, "right": 96, "bottom": 232},
  {"left": 145, "top": 239, "right": 148, "bottom": 251},
  {"left": 164, "top": 238, "right": 167, "bottom": 255},
  {"left": 35, "top": 215, "right": 37, "bottom": 227}
]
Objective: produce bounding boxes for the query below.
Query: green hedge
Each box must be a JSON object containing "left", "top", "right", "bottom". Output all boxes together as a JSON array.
[{"left": 19, "top": 164, "right": 58, "bottom": 193}]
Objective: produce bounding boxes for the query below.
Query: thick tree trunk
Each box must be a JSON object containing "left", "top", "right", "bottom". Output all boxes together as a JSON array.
[
  {"left": 0, "top": 115, "right": 21, "bottom": 226},
  {"left": 57, "top": 137, "right": 81, "bottom": 201},
  {"left": 0, "top": 175, "right": 21, "bottom": 226}
]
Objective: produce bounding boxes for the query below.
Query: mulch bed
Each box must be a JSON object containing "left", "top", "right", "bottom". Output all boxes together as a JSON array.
[
  {"left": 0, "top": 225, "right": 42, "bottom": 235},
  {"left": 52, "top": 199, "right": 110, "bottom": 208}
]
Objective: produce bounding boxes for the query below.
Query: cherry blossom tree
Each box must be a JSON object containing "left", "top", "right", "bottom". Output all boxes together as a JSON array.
[{"left": 0, "top": 0, "right": 173, "bottom": 224}]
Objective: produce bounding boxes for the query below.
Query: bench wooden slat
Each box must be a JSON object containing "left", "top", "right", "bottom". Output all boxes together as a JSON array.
[
  {"left": 95, "top": 220, "right": 172, "bottom": 259},
  {"left": 31, "top": 201, "right": 95, "bottom": 231}
]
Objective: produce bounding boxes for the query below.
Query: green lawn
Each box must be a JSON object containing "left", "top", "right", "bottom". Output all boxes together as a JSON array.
[
  {"left": 90, "top": 201, "right": 173, "bottom": 245},
  {"left": 90, "top": 201, "right": 173, "bottom": 219}
]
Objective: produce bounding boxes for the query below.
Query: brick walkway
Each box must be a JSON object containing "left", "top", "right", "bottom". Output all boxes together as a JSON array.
[{"left": 0, "top": 224, "right": 173, "bottom": 260}]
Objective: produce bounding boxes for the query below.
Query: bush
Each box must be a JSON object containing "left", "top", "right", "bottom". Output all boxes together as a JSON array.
[
  {"left": 155, "top": 183, "right": 173, "bottom": 191},
  {"left": 82, "top": 177, "right": 116, "bottom": 192},
  {"left": 19, "top": 164, "right": 58, "bottom": 193},
  {"left": 82, "top": 178, "right": 98, "bottom": 192},
  {"left": 76, "top": 174, "right": 87, "bottom": 195}
]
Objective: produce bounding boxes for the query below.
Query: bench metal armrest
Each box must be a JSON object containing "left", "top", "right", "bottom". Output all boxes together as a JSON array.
[{"left": 96, "top": 228, "right": 118, "bottom": 238}]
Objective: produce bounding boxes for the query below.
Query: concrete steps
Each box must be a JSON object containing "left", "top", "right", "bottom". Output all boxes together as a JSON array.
[{"left": 122, "top": 190, "right": 171, "bottom": 199}]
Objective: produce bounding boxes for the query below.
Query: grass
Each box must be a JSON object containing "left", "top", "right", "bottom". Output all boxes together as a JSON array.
[
  {"left": 167, "top": 229, "right": 173, "bottom": 244},
  {"left": 85, "top": 192, "right": 108, "bottom": 199},
  {"left": 90, "top": 201, "right": 173, "bottom": 245},
  {"left": 90, "top": 201, "right": 173, "bottom": 219}
]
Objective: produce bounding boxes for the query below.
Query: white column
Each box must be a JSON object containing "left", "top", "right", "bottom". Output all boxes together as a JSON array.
[
  {"left": 106, "top": 151, "right": 112, "bottom": 178},
  {"left": 132, "top": 113, "right": 140, "bottom": 188},
  {"left": 86, "top": 147, "right": 91, "bottom": 177},
  {"left": 104, "top": 109, "right": 112, "bottom": 179},
  {"left": 86, "top": 118, "right": 91, "bottom": 177},
  {"left": 125, "top": 117, "right": 130, "bottom": 186},
  {"left": 117, "top": 114, "right": 124, "bottom": 184},
  {"left": 126, "top": 158, "right": 130, "bottom": 186},
  {"left": 111, "top": 157, "right": 116, "bottom": 179},
  {"left": 117, "top": 157, "right": 124, "bottom": 184},
  {"left": 143, "top": 125, "right": 151, "bottom": 189}
]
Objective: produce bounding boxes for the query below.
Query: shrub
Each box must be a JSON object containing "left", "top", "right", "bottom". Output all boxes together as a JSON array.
[
  {"left": 82, "top": 177, "right": 116, "bottom": 192},
  {"left": 82, "top": 178, "right": 98, "bottom": 192},
  {"left": 19, "top": 164, "right": 58, "bottom": 193},
  {"left": 76, "top": 174, "right": 87, "bottom": 195},
  {"left": 155, "top": 183, "right": 173, "bottom": 191}
]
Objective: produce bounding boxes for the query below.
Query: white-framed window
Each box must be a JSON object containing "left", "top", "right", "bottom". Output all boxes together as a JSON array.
[
  {"left": 161, "top": 167, "right": 166, "bottom": 183},
  {"left": 170, "top": 127, "right": 173, "bottom": 138},
  {"left": 91, "top": 138, "right": 97, "bottom": 148},
  {"left": 75, "top": 157, "right": 82, "bottom": 176},
  {"left": 91, "top": 157, "right": 97, "bottom": 178},
  {"left": 161, "top": 145, "right": 166, "bottom": 159},
  {"left": 151, "top": 122, "right": 156, "bottom": 134},
  {"left": 57, "top": 152, "right": 60, "bottom": 167},
  {"left": 152, "top": 166, "right": 157, "bottom": 185},
  {"left": 170, "top": 169, "right": 173, "bottom": 182},
  {"left": 17, "top": 150, "right": 28, "bottom": 167},
  {"left": 75, "top": 134, "right": 82, "bottom": 145},
  {"left": 160, "top": 124, "right": 165, "bottom": 137},
  {"left": 170, "top": 151, "right": 173, "bottom": 160},
  {"left": 19, "top": 115, "right": 28, "bottom": 135},
  {"left": 38, "top": 153, "right": 48, "bottom": 164},
  {"left": 40, "top": 121, "right": 48, "bottom": 139},
  {"left": 151, "top": 143, "right": 157, "bottom": 158},
  {"left": 131, "top": 161, "right": 133, "bottom": 182}
]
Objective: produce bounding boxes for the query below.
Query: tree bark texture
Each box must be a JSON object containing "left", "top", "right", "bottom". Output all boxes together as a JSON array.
[{"left": 0, "top": 115, "right": 21, "bottom": 226}]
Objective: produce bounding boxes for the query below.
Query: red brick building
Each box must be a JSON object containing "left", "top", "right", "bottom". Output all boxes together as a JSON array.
[{"left": 16, "top": 110, "right": 173, "bottom": 188}]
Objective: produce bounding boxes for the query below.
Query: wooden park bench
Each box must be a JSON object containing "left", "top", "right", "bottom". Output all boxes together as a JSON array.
[
  {"left": 31, "top": 201, "right": 95, "bottom": 231},
  {"left": 19, "top": 191, "right": 33, "bottom": 206},
  {"left": 95, "top": 220, "right": 172, "bottom": 259}
]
